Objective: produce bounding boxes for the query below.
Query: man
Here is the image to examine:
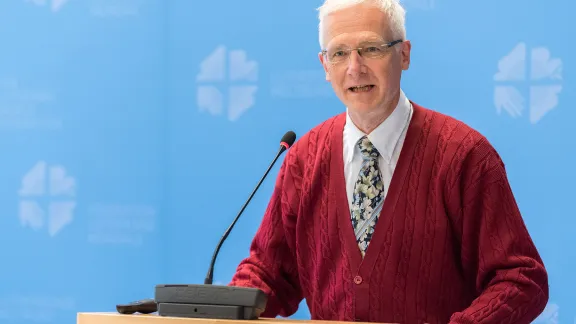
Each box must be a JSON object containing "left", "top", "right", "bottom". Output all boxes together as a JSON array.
[{"left": 229, "top": 0, "right": 549, "bottom": 323}]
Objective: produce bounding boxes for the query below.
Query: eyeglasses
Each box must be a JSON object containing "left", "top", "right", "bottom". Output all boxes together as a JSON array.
[{"left": 321, "top": 39, "right": 403, "bottom": 64}]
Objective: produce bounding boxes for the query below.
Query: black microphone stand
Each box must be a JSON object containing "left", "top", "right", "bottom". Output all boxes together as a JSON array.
[
  {"left": 152, "top": 131, "right": 296, "bottom": 320},
  {"left": 204, "top": 143, "right": 289, "bottom": 285}
]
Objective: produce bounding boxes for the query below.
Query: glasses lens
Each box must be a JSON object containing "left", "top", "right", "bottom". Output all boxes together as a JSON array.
[
  {"left": 326, "top": 48, "right": 348, "bottom": 63},
  {"left": 360, "top": 44, "right": 386, "bottom": 58}
]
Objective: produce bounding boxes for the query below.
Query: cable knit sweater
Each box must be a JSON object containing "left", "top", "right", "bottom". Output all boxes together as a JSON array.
[{"left": 229, "top": 103, "right": 548, "bottom": 324}]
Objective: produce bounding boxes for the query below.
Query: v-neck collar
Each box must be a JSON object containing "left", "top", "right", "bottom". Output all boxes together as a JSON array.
[{"left": 329, "top": 102, "right": 429, "bottom": 276}]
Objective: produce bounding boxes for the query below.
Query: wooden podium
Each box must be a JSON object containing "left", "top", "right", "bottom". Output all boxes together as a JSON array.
[{"left": 76, "top": 313, "right": 379, "bottom": 324}]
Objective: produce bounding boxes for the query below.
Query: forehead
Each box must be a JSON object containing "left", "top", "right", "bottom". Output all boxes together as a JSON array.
[{"left": 323, "top": 4, "right": 392, "bottom": 48}]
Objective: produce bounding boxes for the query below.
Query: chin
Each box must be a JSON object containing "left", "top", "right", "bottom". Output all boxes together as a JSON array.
[
  {"left": 344, "top": 96, "right": 381, "bottom": 112},
  {"left": 346, "top": 103, "right": 378, "bottom": 113}
]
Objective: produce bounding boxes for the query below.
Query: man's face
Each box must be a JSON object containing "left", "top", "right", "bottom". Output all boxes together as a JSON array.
[{"left": 319, "top": 4, "right": 411, "bottom": 114}]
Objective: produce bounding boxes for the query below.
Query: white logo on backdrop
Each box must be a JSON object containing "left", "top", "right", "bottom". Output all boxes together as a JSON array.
[
  {"left": 25, "top": 0, "right": 68, "bottom": 12},
  {"left": 87, "top": 203, "right": 156, "bottom": 246},
  {"left": 270, "top": 70, "right": 333, "bottom": 99},
  {"left": 0, "top": 78, "right": 61, "bottom": 131},
  {"left": 18, "top": 161, "right": 76, "bottom": 237},
  {"left": 196, "top": 45, "right": 259, "bottom": 122},
  {"left": 494, "top": 42, "right": 562, "bottom": 124}
]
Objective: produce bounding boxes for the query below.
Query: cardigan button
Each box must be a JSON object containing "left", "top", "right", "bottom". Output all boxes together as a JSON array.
[{"left": 353, "top": 275, "right": 362, "bottom": 284}]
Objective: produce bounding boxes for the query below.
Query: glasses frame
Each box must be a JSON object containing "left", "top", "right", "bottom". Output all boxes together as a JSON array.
[{"left": 320, "top": 39, "right": 403, "bottom": 64}]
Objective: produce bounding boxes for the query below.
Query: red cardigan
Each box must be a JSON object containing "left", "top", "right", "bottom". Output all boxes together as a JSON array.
[{"left": 229, "top": 103, "right": 548, "bottom": 324}]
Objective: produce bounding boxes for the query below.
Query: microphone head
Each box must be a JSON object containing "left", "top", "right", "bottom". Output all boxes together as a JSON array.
[{"left": 280, "top": 131, "right": 297, "bottom": 150}]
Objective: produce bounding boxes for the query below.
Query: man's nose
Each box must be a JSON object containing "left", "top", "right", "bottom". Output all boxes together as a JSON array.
[{"left": 346, "top": 51, "right": 365, "bottom": 76}]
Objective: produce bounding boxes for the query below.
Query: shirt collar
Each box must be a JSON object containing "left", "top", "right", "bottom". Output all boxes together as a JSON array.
[{"left": 344, "top": 89, "right": 412, "bottom": 165}]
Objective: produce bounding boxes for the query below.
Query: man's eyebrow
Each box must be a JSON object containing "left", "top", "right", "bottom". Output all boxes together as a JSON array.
[{"left": 327, "top": 43, "right": 348, "bottom": 49}]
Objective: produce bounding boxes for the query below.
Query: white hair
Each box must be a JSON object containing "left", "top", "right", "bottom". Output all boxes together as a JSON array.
[{"left": 317, "top": 0, "right": 407, "bottom": 48}]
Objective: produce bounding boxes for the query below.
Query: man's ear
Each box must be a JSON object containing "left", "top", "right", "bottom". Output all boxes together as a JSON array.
[
  {"left": 400, "top": 40, "right": 411, "bottom": 71},
  {"left": 319, "top": 52, "right": 331, "bottom": 81}
]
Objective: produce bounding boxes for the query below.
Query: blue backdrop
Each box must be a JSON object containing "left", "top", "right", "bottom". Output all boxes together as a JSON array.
[{"left": 0, "top": 0, "right": 573, "bottom": 323}]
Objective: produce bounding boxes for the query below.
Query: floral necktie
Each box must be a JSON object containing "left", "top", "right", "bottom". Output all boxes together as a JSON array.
[{"left": 350, "top": 136, "right": 385, "bottom": 257}]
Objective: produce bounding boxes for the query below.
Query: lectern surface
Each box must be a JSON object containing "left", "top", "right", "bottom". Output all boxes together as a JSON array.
[{"left": 77, "top": 313, "right": 393, "bottom": 324}]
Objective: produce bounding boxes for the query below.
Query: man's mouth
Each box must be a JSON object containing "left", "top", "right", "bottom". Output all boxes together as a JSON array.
[{"left": 348, "top": 85, "right": 375, "bottom": 93}]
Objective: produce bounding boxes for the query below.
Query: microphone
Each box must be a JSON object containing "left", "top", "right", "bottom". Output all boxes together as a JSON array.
[
  {"left": 204, "top": 130, "right": 296, "bottom": 285},
  {"left": 153, "top": 131, "right": 297, "bottom": 320}
]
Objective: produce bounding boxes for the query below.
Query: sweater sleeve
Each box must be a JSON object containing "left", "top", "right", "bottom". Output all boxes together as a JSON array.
[
  {"left": 447, "top": 139, "right": 549, "bottom": 324},
  {"left": 228, "top": 147, "right": 303, "bottom": 318}
]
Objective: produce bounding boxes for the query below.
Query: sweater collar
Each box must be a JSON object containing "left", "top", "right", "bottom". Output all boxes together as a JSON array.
[{"left": 343, "top": 89, "right": 412, "bottom": 165}]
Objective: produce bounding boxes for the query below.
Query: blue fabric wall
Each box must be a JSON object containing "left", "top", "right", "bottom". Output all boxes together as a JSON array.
[{"left": 0, "top": 0, "right": 573, "bottom": 323}]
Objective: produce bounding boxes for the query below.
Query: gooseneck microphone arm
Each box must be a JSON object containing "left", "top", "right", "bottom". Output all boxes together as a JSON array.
[{"left": 204, "top": 131, "right": 297, "bottom": 285}]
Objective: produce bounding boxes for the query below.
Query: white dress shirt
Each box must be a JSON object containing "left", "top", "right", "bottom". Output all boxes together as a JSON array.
[{"left": 343, "top": 89, "right": 414, "bottom": 209}]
